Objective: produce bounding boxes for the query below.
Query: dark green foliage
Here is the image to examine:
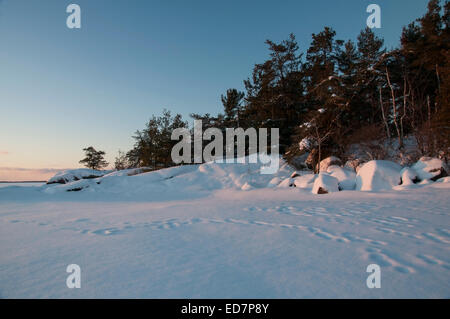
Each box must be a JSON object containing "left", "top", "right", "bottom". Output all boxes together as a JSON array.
[
  {"left": 123, "top": 0, "right": 449, "bottom": 170},
  {"left": 79, "top": 146, "right": 109, "bottom": 170},
  {"left": 126, "top": 110, "right": 188, "bottom": 169}
]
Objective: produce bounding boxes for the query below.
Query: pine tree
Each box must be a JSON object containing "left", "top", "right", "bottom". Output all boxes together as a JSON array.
[
  {"left": 221, "top": 89, "right": 244, "bottom": 126},
  {"left": 79, "top": 147, "right": 109, "bottom": 170},
  {"left": 243, "top": 33, "right": 305, "bottom": 151},
  {"left": 127, "top": 110, "right": 188, "bottom": 168}
]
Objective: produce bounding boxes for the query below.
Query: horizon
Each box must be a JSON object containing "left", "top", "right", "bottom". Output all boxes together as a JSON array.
[{"left": 0, "top": 0, "right": 432, "bottom": 181}]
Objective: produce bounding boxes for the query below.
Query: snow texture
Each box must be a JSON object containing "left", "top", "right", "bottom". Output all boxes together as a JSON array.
[
  {"left": 312, "top": 173, "right": 340, "bottom": 194},
  {"left": 356, "top": 160, "right": 402, "bottom": 191},
  {"left": 319, "top": 156, "right": 342, "bottom": 173},
  {"left": 0, "top": 157, "right": 449, "bottom": 298},
  {"left": 411, "top": 157, "right": 448, "bottom": 181},
  {"left": 46, "top": 169, "right": 110, "bottom": 184},
  {"left": 327, "top": 165, "right": 356, "bottom": 190}
]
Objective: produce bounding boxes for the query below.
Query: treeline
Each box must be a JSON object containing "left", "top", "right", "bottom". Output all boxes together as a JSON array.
[{"left": 114, "top": 0, "right": 449, "bottom": 171}]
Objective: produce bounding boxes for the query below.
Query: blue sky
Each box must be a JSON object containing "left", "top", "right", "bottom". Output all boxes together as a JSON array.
[{"left": 0, "top": 0, "right": 432, "bottom": 180}]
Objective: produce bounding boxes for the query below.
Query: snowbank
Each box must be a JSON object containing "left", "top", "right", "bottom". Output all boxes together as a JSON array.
[
  {"left": 39, "top": 155, "right": 449, "bottom": 197},
  {"left": 355, "top": 160, "right": 402, "bottom": 191}
]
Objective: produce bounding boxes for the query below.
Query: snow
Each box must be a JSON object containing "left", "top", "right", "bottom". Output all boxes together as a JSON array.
[
  {"left": 319, "top": 156, "right": 342, "bottom": 173},
  {"left": 0, "top": 182, "right": 45, "bottom": 189},
  {"left": 356, "top": 160, "right": 402, "bottom": 191},
  {"left": 46, "top": 169, "right": 111, "bottom": 184},
  {"left": 298, "top": 137, "right": 312, "bottom": 151},
  {"left": 293, "top": 174, "right": 316, "bottom": 188},
  {"left": 344, "top": 159, "right": 360, "bottom": 172},
  {"left": 327, "top": 165, "right": 356, "bottom": 190},
  {"left": 400, "top": 167, "right": 418, "bottom": 186},
  {"left": 312, "top": 173, "right": 340, "bottom": 194},
  {"left": 411, "top": 157, "right": 448, "bottom": 181},
  {"left": 0, "top": 157, "right": 449, "bottom": 298},
  {"left": 278, "top": 178, "right": 294, "bottom": 188}
]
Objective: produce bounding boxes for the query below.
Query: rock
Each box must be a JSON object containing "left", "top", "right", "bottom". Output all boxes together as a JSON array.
[
  {"left": 267, "top": 177, "right": 282, "bottom": 188},
  {"left": 435, "top": 176, "right": 450, "bottom": 183},
  {"left": 411, "top": 157, "right": 448, "bottom": 182},
  {"left": 290, "top": 171, "right": 300, "bottom": 178},
  {"left": 355, "top": 163, "right": 365, "bottom": 174},
  {"left": 400, "top": 167, "right": 419, "bottom": 185},
  {"left": 293, "top": 174, "right": 316, "bottom": 188},
  {"left": 47, "top": 169, "right": 110, "bottom": 184},
  {"left": 344, "top": 159, "right": 360, "bottom": 172},
  {"left": 290, "top": 153, "right": 310, "bottom": 169},
  {"left": 318, "top": 156, "right": 342, "bottom": 173},
  {"left": 312, "top": 173, "right": 340, "bottom": 194},
  {"left": 278, "top": 178, "right": 294, "bottom": 188},
  {"left": 355, "top": 160, "right": 402, "bottom": 191},
  {"left": 327, "top": 165, "right": 356, "bottom": 190},
  {"left": 305, "top": 150, "right": 317, "bottom": 170}
]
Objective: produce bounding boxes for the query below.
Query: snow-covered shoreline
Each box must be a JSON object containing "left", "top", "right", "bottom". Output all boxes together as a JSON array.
[{"left": 0, "top": 159, "right": 449, "bottom": 298}]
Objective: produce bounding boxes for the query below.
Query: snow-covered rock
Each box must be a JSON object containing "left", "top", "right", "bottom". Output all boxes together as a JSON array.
[
  {"left": 344, "top": 159, "right": 360, "bottom": 172},
  {"left": 355, "top": 160, "right": 402, "bottom": 191},
  {"left": 400, "top": 167, "right": 418, "bottom": 186},
  {"left": 312, "top": 173, "right": 340, "bottom": 194},
  {"left": 411, "top": 157, "right": 448, "bottom": 182},
  {"left": 290, "top": 153, "right": 310, "bottom": 169},
  {"left": 241, "top": 182, "right": 253, "bottom": 191},
  {"left": 435, "top": 176, "right": 450, "bottom": 183},
  {"left": 103, "top": 167, "right": 152, "bottom": 178},
  {"left": 318, "top": 156, "right": 342, "bottom": 173},
  {"left": 290, "top": 171, "right": 300, "bottom": 178},
  {"left": 327, "top": 165, "right": 356, "bottom": 190},
  {"left": 278, "top": 178, "right": 294, "bottom": 188},
  {"left": 267, "top": 177, "right": 282, "bottom": 188},
  {"left": 293, "top": 174, "right": 316, "bottom": 188},
  {"left": 46, "top": 169, "right": 110, "bottom": 184}
]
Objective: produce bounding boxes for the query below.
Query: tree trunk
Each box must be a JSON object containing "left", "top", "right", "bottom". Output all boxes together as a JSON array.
[
  {"left": 315, "top": 125, "right": 321, "bottom": 174},
  {"left": 379, "top": 87, "right": 391, "bottom": 139},
  {"left": 386, "top": 67, "right": 402, "bottom": 148}
]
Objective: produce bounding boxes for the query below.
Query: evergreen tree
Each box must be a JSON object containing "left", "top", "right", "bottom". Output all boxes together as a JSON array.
[
  {"left": 243, "top": 33, "right": 305, "bottom": 151},
  {"left": 127, "top": 110, "right": 188, "bottom": 168},
  {"left": 221, "top": 89, "right": 244, "bottom": 126},
  {"left": 79, "top": 147, "right": 109, "bottom": 170}
]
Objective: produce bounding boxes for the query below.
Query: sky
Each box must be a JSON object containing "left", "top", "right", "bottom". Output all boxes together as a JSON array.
[{"left": 0, "top": 0, "right": 432, "bottom": 181}]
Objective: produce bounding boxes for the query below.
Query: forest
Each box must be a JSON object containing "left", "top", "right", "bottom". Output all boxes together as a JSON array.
[{"left": 110, "top": 0, "right": 449, "bottom": 173}]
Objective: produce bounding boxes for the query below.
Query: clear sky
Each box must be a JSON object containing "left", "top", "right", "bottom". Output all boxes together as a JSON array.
[{"left": 0, "top": 0, "right": 432, "bottom": 180}]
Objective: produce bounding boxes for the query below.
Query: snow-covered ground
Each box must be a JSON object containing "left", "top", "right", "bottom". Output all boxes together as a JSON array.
[
  {"left": 0, "top": 182, "right": 45, "bottom": 189},
  {"left": 0, "top": 160, "right": 449, "bottom": 298}
]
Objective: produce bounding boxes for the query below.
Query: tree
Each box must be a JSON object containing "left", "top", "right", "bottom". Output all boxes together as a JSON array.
[
  {"left": 243, "top": 33, "right": 305, "bottom": 151},
  {"left": 221, "top": 88, "right": 244, "bottom": 126},
  {"left": 79, "top": 147, "right": 109, "bottom": 170},
  {"left": 355, "top": 27, "right": 385, "bottom": 126},
  {"left": 114, "top": 150, "right": 128, "bottom": 170},
  {"left": 126, "top": 110, "right": 188, "bottom": 168}
]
